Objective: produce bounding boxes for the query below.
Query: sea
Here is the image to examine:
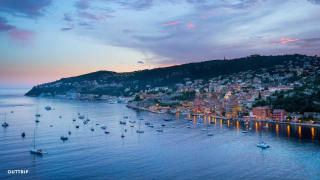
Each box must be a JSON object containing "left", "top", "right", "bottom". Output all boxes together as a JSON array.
[{"left": 0, "top": 88, "right": 320, "bottom": 180}]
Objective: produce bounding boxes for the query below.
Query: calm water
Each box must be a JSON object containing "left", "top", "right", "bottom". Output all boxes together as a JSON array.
[{"left": 1, "top": 89, "right": 320, "bottom": 180}]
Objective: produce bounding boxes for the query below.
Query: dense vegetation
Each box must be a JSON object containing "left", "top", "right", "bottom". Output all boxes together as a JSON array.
[{"left": 26, "top": 54, "right": 314, "bottom": 97}]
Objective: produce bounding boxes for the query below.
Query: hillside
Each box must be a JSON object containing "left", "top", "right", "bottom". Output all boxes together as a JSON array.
[{"left": 25, "top": 54, "right": 315, "bottom": 97}]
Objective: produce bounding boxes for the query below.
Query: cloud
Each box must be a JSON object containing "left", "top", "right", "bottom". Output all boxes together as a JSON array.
[
  {"left": 77, "top": 11, "right": 113, "bottom": 20},
  {"left": 8, "top": 29, "right": 34, "bottom": 43},
  {"left": 63, "top": 13, "right": 73, "bottom": 22},
  {"left": 0, "top": 17, "right": 16, "bottom": 31},
  {"left": 137, "top": 61, "right": 144, "bottom": 64},
  {"left": 186, "top": 23, "right": 195, "bottom": 29},
  {"left": 279, "top": 38, "right": 298, "bottom": 44},
  {"left": 163, "top": 20, "right": 183, "bottom": 26},
  {"left": 61, "top": 27, "right": 73, "bottom": 31},
  {"left": 75, "top": 0, "right": 90, "bottom": 10},
  {"left": 0, "top": 0, "right": 52, "bottom": 18}
]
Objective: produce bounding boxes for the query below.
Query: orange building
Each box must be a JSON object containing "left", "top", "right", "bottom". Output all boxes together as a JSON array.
[
  {"left": 273, "top": 109, "right": 286, "bottom": 121},
  {"left": 253, "top": 106, "right": 272, "bottom": 119}
]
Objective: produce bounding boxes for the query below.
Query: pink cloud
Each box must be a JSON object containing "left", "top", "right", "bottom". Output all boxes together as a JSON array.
[
  {"left": 163, "top": 20, "right": 183, "bottom": 26},
  {"left": 186, "top": 23, "right": 195, "bottom": 29},
  {"left": 9, "top": 29, "right": 34, "bottom": 43},
  {"left": 279, "top": 38, "right": 298, "bottom": 44}
]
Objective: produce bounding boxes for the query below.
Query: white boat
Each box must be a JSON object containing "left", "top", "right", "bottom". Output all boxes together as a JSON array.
[
  {"left": 30, "top": 129, "right": 47, "bottom": 155},
  {"left": 207, "top": 132, "right": 213, "bottom": 136},
  {"left": 201, "top": 128, "right": 207, "bottom": 131},
  {"left": 148, "top": 124, "right": 154, "bottom": 128},
  {"left": 187, "top": 125, "right": 191, "bottom": 128},
  {"left": 101, "top": 126, "right": 107, "bottom": 130},
  {"left": 45, "top": 106, "right": 52, "bottom": 111},
  {"left": 78, "top": 115, "right": 85, "bottom": 120},
  {"left": 257, "top": 141, "right": 270, "bottom": 149},
  {"left": 242, "top": 131, "right": 248, "bottom": 133},
  {"left": 136, "top": 130, "right": 144, "bottom": 133}
]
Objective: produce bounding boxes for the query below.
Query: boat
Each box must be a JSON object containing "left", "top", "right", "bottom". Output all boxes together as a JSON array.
[
  {"left": 148, "top": 124, "right": 154, "bottom": 128},
  {"left": 11, "top": 110, "right": 14, "bottom": 113},
  {"left": 139, "top": 118, "right": 144, "bottom": 120},
  {"left": 171, "top": 126, "right": 175, "bottom": 128},
  {"left": 78, "top": 115, "right": 85, "bottom": 120},
  {"left": 96, "top": 123, "right": 100, "bottom": 125},
  {"left": 101, "top": 126, "right": 107, "bottom": 130},
  {"left": 145, "top": 122, "right": 150, "bottom": 125},
  {"left": 73, "top": 118, "right": 76, "bottom": 122},
  {"left": 242, "top": 131, "right": 248, "bottom": 133},
  {"left": 156, "top": 129, "right": 163, "bottom": 132},
  {"left": 2, "top": 113, "right": 9, "bottom": 127},
  {"left": 119, "top": 121, "right": 126, "bottom": 125},
  {"left": 30, "top": 129, "right": 47, "bottom": 155},
  {"left": 21, "top": 132, "right": 26, "bottom": 137},
  {"left": 161, "top": 124, "right": 166, "bottom": 127},
  {"left": 50, "top": 125, "right": 53, "bottom": 127},
  {"left": 129, "top": 120, "right": 136, "bottom": 123},
  {"left": 76, "top": 125, "right": 79, "bottom": 128},
  {"left": 104, "top": 131, "right": 110, "bottom": 134},
  {"left": 207, "top": 132, "right": 213, "bottom": 136},
  {"left": 123, "top": 116, "right": 129, "bottom": 119},
  {"left": 60, "top": 136, "right": 68, "bottom": 141},
  {"left": 90, "top": 121, "right": 94, "bottom": 131},
  {"left": 59, "top": 115, "right": 62, "bottom": 119},
  {"left": 163, "top": 118, "right": 173, "bottom": 122},
  {"left": 136, "top": 130, "right": 144, "bottom": 133},
  {"left": 263, "top": 126, "right": 269, "bottom": 129},
  {"left": 121, "top": 134, "right": 125, "bottom": 138},
  {"left": 201, "top": 128, "right": 207, "bottom": 131},
  {"left": 45, "top": 106, "right": 52, "bottom": 111},
  {"left": 35, "top": 119, "right": 40, "bottom": 123},
  {"left": 68, "top": 131, "right": 72, "bottom": 135},
  {"left": 187, "top": 125, "right": 191, "bottom": 128},
  {"left": 130, "top": 125, "right": 134, "bottom": 127},
  {"left": 257, "top": 141, "right": 270, "bottom": 149}
]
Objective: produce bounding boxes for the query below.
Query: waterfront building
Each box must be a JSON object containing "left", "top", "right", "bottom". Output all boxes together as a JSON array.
[{"left": 273, "top": 109, "right": 287, "bottom": 121}]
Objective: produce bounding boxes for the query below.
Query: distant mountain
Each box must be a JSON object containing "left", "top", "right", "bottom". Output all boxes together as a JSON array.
[{"left": 25, "top": 54, "right": 314, "bottom": 97}]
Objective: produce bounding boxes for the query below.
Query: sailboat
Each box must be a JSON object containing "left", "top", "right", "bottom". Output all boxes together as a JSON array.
[
  {"left": 2, "top": 113, "right": 9, "bottom": 127},
  {"left": 30, "top": 129, "right": 47, "bottom": 155},
  {"left": 136, "top": 119, "right": 144, "bottom": 133},
  {"left": 257, "top": 124, "right": 270, "bottom": 149},
  {"left": 35, "top": 103, "right": 41, "bottom": 117},
  {"left": 90, "top": 121, "right": 94, "bottom": 131}
]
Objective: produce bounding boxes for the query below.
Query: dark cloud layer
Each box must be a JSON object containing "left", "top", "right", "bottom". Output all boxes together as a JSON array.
[
  {"left": 0, "top": 17, "right": 15, "bottom": 31},
  {"left": 0, "top": 0, "right": 52, "bottom": 18}
]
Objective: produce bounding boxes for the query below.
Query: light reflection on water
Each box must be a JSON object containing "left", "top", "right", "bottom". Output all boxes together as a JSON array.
[{"left": 0, "top": 89, "right": 320, "bottom": 180}]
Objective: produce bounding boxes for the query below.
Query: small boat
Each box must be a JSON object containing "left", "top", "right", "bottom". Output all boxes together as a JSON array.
[
  {"left": 207, "top": 132, "right": 213, "bottom": 136},
  {"left": 30, "top": 129, "right": 47, "bottom": 155},
  {"left": 121, "top": 134, "right": 125, "bottom": 138},
  {"left": 145, "top": 122, "right": 150, "bottom": 125},
  {"left": 35, "top": 119, "right": 40, "bottom": 123},
  {"left": 11, "top": 110, "right": 14, "bottom": 113},
  {"left": 21, "top": 132, "right": 26, "bottom": 137},
  {"left": 148, "top": 124, "right": 154, "bottom": 128},
  {"left": 2, "top": 113, "right": 9, "bottom": 127},
  {"left": 76, "top": 125, "right": 79, "bottom": 128},
  {"left": 30, "top": 149, "right": 47, "bottom": 155},
  {"left": 50, "top": 125, "right": 53, "bottom": 127},
  {"left": 201, "top": 128, "right": 207, "bottom": 131},
  {"left": 187, "top": 126, "right": 191, "bottom": 128},
  {"left": 171, "top": 126, "right": 175, "bottom": 128},
  {"left": 263, "top": 126, "right": 269, "bottom": 129},
  {"left": 78, "top": 115, "right": 85, "bottom": 120},
  {"left": 130, "top": 125, "right": 134, "bottom": 127},
  {"left": 136, "top": 130, "right": 144, "bottom": 133},
  {"left": 156, "top": 129, "right": 163, "bottom": 132},
  {"left": 163, "top": 118, "right": 173, "bottom": 122},
  {"left": 197, "top": 122, "right": 201, "bottom": 125},
  {"left": 184, "top": 118, "right": 189, "bottom": 120},
  {"left": 161, "top": 124, "right": 166, "bottom": 127},
  {"left": 124, "top": 129, "right": 127, "bottom": 132},
  {"left": 139, "top": 118, "right": 144, "bottom": 120},
  {"left": 59, "top": 115, "right": 62, "bottom": 118},
  {"left": 101, "top": 126, "right": 107, "bottom": 130},
  {"left": 72, "top": 118, "right": 76, "bottom": 122},
  {"left": 257, "top": 141, "right": 270, "bottom": 149},
  {"left": 104, "top": 131, "right": 110, "bottom": 134},
  {"left": 68, "top": 131, "right": 71, "bottom": 135},
  {"left": 45, "top": 106, "right": 52, "bottom": 111},
  {"left": 96, "top": 123, "right": 100, "bottom": 125},
  {"left": 123, "top": 116, "right": 129, "bottom": 119},
  {"left": 129, "top": 120, "right": 136, "bottom": 123},
  {"left": 91, "top": 128, "right": 94, "bottom": 131},
  {"left": 242, "top": 131, "right": 248, "bottom": 133},
  {"left": 35, "top": 114, "right": 41, "bottom": 118},
  {"left": 119, "top": 121, "right": 127, "bottom": 125},
  {"left": 60, "top": 136, "right": 68, "bottom": 141}
]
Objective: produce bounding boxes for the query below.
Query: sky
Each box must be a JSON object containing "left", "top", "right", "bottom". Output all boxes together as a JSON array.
[{"left": 0, "top": 0, "right": 320, "bottom": 88}]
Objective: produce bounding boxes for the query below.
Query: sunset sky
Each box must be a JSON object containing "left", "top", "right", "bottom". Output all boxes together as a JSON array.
[{"left": 1, "top": 0, "right": 320, "bottom": 88}]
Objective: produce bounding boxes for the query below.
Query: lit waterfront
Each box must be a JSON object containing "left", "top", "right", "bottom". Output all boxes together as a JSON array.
[{"left": 1, "top": 89, "right": 320, "bottom": 180}]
